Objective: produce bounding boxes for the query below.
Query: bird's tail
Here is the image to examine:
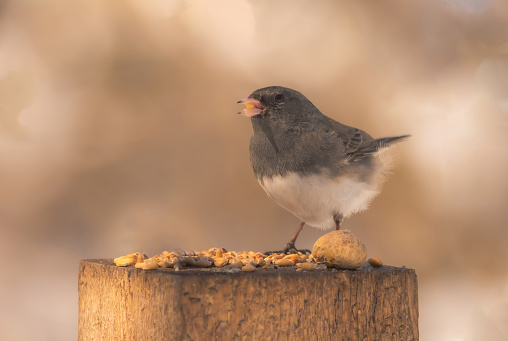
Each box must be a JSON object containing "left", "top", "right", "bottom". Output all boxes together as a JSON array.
[
  {"left": 375, "top": 135, "right": 410, "bottom": 150},
  {"left": 373, "top": 134, "right": 410, "bottom": 180}
]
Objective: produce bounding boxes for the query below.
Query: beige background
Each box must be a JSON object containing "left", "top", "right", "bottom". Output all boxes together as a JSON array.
[{"left": 1, "top": 0, "right": 508, "bottom": 340}]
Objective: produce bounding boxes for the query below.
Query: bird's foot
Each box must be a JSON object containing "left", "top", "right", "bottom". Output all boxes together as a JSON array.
[{"left": 264, "top": 242, "right": 312, "bottom": 256}]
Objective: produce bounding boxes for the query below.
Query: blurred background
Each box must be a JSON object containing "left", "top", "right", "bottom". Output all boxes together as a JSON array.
[{"left": 1, "top": 0, "right": 507, "bottom": 339}]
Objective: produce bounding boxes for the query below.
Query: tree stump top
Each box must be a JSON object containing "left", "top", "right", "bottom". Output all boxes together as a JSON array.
[
  {"left": 78, "top": 259, "right": 419, "bottom": 340},
  {"left": 82, "top": 258, "right": 414, "bottom": 276}
]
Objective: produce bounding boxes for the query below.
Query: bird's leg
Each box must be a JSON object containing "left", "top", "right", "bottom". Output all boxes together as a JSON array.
[
  {"left": 264, "top": 222, "right": 311, "bottom": 255},
  {"left": 286, "top": 221, "right": 305, "bottom": 249},
  {"left": 335, "top": 214, "right": 343, "bottom": 230}
]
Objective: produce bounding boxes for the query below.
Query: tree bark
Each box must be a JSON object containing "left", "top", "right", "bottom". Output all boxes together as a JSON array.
[{"left": 78, "top": 259, "right": 418, "bottom": 340}]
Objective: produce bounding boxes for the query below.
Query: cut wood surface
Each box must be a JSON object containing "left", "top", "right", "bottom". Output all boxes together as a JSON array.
[{"left": 78, "top": 259, "right": 418, "bottom": 340}]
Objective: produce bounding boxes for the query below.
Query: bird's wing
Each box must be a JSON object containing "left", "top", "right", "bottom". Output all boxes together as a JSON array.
[
  {"left": 325, "top": 117, "right": 374, "bottom": 159},
  {"left": 344, "top": 129, "right": 363, "bottom": 153},
  {"left": 325, "top": 117, "right": 409, "bottom": 161}
]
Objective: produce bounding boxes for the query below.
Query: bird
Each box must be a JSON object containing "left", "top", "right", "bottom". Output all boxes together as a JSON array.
[{"left": 237, "top": 86, "right": 409, "bottom": 254}]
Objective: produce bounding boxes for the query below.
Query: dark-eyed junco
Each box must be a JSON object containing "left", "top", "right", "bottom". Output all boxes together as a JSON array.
[{"left": 238, "top": 86, "right": 409, "bottom": 253}]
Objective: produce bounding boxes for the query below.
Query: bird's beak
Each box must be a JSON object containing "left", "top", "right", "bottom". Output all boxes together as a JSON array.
[{"left": 237, "top": 98, "right": 265, "bottom": 117}]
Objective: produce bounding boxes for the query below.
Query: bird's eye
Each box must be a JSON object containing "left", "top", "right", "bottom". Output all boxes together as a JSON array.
[{"left": 274, "top": 94, "right": 285, "bottom": 103}]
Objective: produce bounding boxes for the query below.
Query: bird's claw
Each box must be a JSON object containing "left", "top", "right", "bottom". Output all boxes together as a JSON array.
[{"left": 264, "top": 242, "right": 312, "bottom": 256}]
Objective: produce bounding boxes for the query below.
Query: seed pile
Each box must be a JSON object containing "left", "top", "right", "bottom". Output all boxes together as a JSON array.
[{"left": 113, "top": 248, "right": 325, "bottom": 272}]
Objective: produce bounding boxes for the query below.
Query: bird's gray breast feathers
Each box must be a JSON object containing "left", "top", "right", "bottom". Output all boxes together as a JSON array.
[{"left": 249, "top": 121, "right": 348, "bottom": 180}]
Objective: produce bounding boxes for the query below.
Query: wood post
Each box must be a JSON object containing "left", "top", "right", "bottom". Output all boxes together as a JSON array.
[{"left": 78, "top": 259, "right": 418, "bottom": 340}]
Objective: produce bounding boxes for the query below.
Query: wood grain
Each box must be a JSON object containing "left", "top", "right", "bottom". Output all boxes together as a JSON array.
[{"left": 78, "top": 259, "right": 418, "bottom": 340}]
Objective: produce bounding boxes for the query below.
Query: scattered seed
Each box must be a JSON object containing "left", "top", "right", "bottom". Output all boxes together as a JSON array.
[
  {"left": 296, "top": 262, "right": 317, "bottom": 271},
  {"left": 114, "top": 256, "right": 136, "bottom": 267},
  {"left": 230, "top": 259, "right": 244, "bottom": 269},
  {"left": 256, "top": 258, "right": 266, "bottom": 267},
  {"left": 241, "top": 258, "right": 253, "bottom": 266},
  {"left": 142, "top": 261, "right": 159, "bottom": 270},
  {"left": 368, "top": 257, "right": 383, "bottom": 267},
  {"left": 195, "top": 259, "right": 212, "bottom": 268},
  {"left": 135, "top": 253, "right": 146, "bottom": 264},
  {"left": 242, "top": 264, "right": 256, "bottom": 272},
  {"left": 214, "top": 258, "right": 228, "bottom": 267},
  {"left": 157, "top": 261, "right": 170, "bottom": 268},
  {"left": 114, "top": 246, "right": 376, "bottom": 272},
  {"left": 162, "top": 251, "right": 175, "bottom": 258},
  {"left": 275, "top": 259, "right": 295, "bottom": 267}
]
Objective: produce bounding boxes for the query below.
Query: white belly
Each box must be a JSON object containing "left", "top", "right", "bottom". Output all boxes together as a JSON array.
[{"left": 259, "top": 172, "right": 381, "bottom": 230}]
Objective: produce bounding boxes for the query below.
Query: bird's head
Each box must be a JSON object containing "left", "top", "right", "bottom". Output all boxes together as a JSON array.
[{"left": 237, "top": 86, "right": 321, "bottom": 126}]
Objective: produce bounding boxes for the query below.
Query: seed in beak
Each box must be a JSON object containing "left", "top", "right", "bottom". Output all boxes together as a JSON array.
[{"left": 237, "top": 98, "right": 265, "bottom": 117}]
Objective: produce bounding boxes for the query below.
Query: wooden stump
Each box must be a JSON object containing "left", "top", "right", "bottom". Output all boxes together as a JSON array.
[{"left": 78, "top": 259, "right": 418, "bottom": 340}]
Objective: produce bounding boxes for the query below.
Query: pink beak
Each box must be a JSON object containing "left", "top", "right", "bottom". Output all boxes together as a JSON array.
[{"left": 237, "top": 98, "right": 265, "bottom": 117}]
